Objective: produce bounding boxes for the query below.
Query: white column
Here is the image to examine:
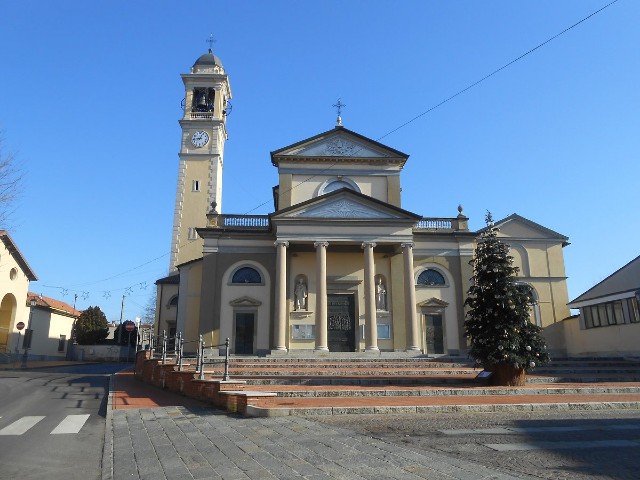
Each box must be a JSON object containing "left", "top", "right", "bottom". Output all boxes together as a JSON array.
[
  {"left": 273, "top": 240, "right": 289, "bottom": 351},
  {"left": 402, "top": 242, "right": 420, "bottom": 351},
  {"left": 314, "top": 241, "right": 329, "bottom": 351},
  {"left": 362, "top": 241, "right": 379, "bottom": 352}
]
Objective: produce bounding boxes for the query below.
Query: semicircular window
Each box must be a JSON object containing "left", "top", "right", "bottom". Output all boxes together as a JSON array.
[
  {"left": 417, "top": 269, "right": 446, "bottom": 286},
  {"left": 324, "top": 180, "right": 357, "bottom": 193},
  {"left": 232, "top": 267, "right": 262, "bottom": 284}
]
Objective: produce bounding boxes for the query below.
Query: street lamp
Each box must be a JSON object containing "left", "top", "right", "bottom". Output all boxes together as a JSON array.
[{"left": 21, "top": 297, "right": 37, "bottom": 368}]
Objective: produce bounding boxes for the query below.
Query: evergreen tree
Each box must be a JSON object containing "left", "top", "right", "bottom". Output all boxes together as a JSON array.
[
  {"left": 74, "top": 306, "right": 109, "bottom": 345},
  {"left": 464, "top": 212, "right": 549, "bottom": 383}
]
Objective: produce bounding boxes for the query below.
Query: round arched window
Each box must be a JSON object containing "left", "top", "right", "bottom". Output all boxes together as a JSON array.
[
  {"left": 417, "top": 269, "right": 446, "bottom": 286},
  {"left": 231, "top": 267, "right": 262, "bottom": 284}
]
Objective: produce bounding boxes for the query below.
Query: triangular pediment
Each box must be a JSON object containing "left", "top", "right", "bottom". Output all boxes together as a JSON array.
[
  {"left": 271, "top": 127, "right": 408, "bottom": 165},
  {"left": 229, "top": 296, "right": 262, "bottom": 307},
  {"left": 272, "top": 189, "right": 420, "bottom": 221},
  {"left": 483, "top": 214, "right": 568, "bottom": 245},
  {"left": 418, "top": 297, "right": 450, "bottom": 308}
]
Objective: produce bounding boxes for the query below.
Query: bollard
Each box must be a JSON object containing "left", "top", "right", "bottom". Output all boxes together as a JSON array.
[
  {"left": 149, "top": 333, "right": 155, "bottom": 359},
  {"left": 161, "top": 330, "right": 167, "bottom": 365},
  {"left": 222, "top": 337, "right": 230, "bottom": 381},
  {"left": 177, "top": 334, "right": 184, "bottom": 372},
  {"left": 198, "top": 336, "right": 205, "bottom": 381}
]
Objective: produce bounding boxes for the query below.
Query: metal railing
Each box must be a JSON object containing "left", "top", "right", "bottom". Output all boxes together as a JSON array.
[{"left": 138, "top": 330, "right": 231, "bottom": 381}]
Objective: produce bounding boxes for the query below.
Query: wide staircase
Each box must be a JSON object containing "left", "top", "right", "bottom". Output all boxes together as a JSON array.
[{"left": 190, "top": 355, "right": 640, "bottom": 416}]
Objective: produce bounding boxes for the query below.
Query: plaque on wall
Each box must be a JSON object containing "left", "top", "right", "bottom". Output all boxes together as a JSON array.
[{"left": 291, "top": 324, "right": 315, "bottom": 340}]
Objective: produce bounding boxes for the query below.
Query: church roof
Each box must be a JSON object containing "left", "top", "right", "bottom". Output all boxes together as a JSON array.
[
  {"left": 270, "top": 126, "right": 409, "bottom": 166},
  {"left": 155, "top": 273, "right": 180, "bottom": 285},
  {"left": 568, "top": 255, "right": 640, "bottom": 306},
  {"left": 192, "top": 50, "right": 223, "bottom": 69},
  {"left": 479, "top": 213, "right": 570, "bottom": 247}
]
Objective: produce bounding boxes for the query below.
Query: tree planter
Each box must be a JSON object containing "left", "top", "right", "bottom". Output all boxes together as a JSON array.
[{"left": 490, "top": 363, "right": 526, "bottom": 386}]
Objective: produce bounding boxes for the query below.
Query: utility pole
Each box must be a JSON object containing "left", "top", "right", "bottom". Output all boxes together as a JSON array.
[{"left": 117, "top": 294, "right": 125, "bottom": 344}]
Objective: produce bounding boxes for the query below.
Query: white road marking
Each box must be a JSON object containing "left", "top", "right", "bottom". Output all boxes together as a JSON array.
[
  {"left": 0, "top": 416, "right": 45, "bottom": 435},
  {"left": 50, "top": 414, "right": 91, "bottom": 434}
]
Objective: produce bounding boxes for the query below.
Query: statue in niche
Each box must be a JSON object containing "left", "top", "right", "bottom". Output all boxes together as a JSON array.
[
  {"left": 294, "top": 278, "right": 308, "bottom": 311},
  {"left": 376, "top": 277, "right": 387, "bottom": 311}
]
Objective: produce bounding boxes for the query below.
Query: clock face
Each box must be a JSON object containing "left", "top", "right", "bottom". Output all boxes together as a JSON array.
[{"left": 191, "top": 131, "right": 209, "bottom": 148}]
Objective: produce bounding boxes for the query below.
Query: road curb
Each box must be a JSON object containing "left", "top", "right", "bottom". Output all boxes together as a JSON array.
[{"left": 101, "top": 373, "right": 115, "bottom": 480}]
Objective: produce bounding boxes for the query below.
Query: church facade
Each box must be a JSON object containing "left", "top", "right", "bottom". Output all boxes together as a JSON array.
[{"left": 157, "top": 49, "right": 571, "bottom": 356}]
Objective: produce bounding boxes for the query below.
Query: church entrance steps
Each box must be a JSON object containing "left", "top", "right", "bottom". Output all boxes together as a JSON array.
[
  {"left": 241, "top": 384, "right": 640, "bottom": 397},
  {"left": 134, "top": 352, "right": 640, "bottom": 416}
]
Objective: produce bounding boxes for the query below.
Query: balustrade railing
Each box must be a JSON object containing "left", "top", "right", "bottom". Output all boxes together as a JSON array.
[
  {"left": 414, "top": 217, "right": 455, "bottom": 231},
  {"left": 189, "top": 112, "right": 214, "bottom": 119},
  {"left": 218, "top": 215, "right": 270, "bottom": 228}
]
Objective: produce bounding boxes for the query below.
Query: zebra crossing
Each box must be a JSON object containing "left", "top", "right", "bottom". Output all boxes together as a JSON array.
[{"left": 0, "top": 414, "right": 90, "bottom": 435}]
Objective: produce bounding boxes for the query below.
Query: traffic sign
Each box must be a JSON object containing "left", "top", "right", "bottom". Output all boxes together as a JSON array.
[
  {"left": 124, "top": 321, "right": 136, "bottom": 332},
  {"left": 16, "top": 321, "right": 25, "bottom": 331}
]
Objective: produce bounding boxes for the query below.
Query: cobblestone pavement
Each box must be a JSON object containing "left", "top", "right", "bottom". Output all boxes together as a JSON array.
[
  {"left": 106, "top": 407, "right": 530, "bottom": 480},
  {"left": 313, "top": 410, "right": 640, "bottom": 480}
]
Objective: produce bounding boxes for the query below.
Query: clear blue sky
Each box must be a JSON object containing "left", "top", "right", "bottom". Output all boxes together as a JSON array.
[{"left": 1, "top": 1, "right": 638, "bottom": 321}]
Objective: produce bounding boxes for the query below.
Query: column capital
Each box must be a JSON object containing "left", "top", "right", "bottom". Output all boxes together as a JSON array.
[
  {"left": 401, "top": 242, "right": 415, "bottom": 250},
  {"left": 361, "top": 241, "right": 377, "bottom": 249},
  {"left": 313, "top": 241, "right": 329, "bottom": 249},
  {"left": 274, "top": 240, "right": 289, "bottom": 248}
]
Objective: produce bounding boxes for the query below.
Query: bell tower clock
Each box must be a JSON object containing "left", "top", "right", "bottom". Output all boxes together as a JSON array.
[{"left": 170, "top": 46, "right": 232, "bottom": 271}]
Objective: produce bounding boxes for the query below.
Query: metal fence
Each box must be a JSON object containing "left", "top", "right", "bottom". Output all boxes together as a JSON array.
[{"left": 138, "top": 330, "right": 231, "bottom": 381}]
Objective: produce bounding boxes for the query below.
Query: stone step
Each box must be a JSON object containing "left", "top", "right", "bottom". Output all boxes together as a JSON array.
[{"left": 259, "top": 385, "right": 640, "bottom": 398}]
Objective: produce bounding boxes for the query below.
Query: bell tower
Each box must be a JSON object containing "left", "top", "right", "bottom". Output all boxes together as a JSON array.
[{"left": 170, "top": 46, "right": 232, "bottom": 271}]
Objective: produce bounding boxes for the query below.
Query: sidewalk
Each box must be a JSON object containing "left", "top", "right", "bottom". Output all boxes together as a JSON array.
[
  {"left": 0, "top": 359, "right": 97, "bottom": 370},
  {"left": 110, "top": 370, "right": 210, "bottom": 409}
]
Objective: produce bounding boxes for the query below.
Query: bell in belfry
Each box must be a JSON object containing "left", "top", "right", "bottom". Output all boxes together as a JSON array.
[{"left": 196, "top": 91, "right": 208, "bottom": 111}]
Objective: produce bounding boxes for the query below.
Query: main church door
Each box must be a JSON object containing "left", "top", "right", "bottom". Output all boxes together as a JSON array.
[{"left": 327, "top": 294, "right": 355, "bottom": 352}]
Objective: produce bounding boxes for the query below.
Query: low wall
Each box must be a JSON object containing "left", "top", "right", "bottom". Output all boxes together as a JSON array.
[
  {"left": 544, "top": 316, "right": 640, "bottom": 357},
  {"left": 72, "top": 344, "right": 131, "bottom": 362}
]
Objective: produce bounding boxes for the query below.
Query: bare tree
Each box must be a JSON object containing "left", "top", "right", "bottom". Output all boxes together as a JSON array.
[
  {"left": 0, "top": 134, "right": 23, "bottom": 228},
  {"left": 141, "top": 289, "right": 157, "bottom": 325}
]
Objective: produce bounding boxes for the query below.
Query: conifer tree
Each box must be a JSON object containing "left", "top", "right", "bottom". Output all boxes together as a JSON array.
[
  {"left": 464, "top": 212, "right": 549, "bottom": 385},
  {"left": 74, "top": 305, "right": 109, "bottom": 345}
]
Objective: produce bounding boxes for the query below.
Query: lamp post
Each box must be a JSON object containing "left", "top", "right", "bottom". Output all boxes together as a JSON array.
[{"left": 21, "top": 297, "right": 37, "bottom": 368}]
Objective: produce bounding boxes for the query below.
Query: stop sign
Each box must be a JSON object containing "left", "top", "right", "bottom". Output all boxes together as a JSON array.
[
  {"left": 124, "top": 321, "right": 135, "bottom": 332},
  {"left": 16, "top": 321, "right": 25, "bottom": 331}
]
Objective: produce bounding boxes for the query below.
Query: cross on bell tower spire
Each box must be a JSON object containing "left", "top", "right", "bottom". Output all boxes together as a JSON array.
[
  {"left": 332, "top": 98, "right": 346, "bottom": 127},
  {"left": 206, "top": 33, "right": 215, "bottom": 53}
]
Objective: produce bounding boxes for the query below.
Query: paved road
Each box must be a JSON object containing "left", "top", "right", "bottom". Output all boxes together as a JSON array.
[
  {"left": 315, "top": 410, "right": 640, "bottom": 480},
  {"left": 108, "top": 407, "right": 640, "bottom": 480},
  {"left": 109, "top": 407, "right": 527, "bottom": 480},
  {"left": 0, "top": 364, "right": 125, "bottom": 480}
]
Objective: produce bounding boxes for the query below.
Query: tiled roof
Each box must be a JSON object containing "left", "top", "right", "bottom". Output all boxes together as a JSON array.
[{"left": 27, "top": 292, "right": 81, "bottom": 317}]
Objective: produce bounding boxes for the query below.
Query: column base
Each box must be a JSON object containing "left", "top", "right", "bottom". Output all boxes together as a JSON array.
[
  {"left": 365, "top": 346, "right": 380, "bottom": 352},
  {"left": 271, "top": 347, "right": 288, "bottom": 354},
  {"left": 314, "top": 346, "right": 329, "bottom": 352},
  {"left": 406, "top": 346, "right": 422, "bottom": 352}
]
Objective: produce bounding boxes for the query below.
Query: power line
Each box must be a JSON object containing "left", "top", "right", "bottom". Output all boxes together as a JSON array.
[{"left": 243, "top": 1, "right": 617, "bottom": 214}]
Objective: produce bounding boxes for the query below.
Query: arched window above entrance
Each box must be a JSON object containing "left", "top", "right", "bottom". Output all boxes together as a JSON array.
[
  {"left": 417, "top": 269, "right": 446, "bottom": 286},
  {"left": 230, "top": 266, "right": 263, "bottom": 285}
]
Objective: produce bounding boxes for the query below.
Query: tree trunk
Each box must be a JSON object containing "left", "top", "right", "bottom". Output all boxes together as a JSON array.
[{"left": 490, "top": 363, "right": 526, "bottom": 386}]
